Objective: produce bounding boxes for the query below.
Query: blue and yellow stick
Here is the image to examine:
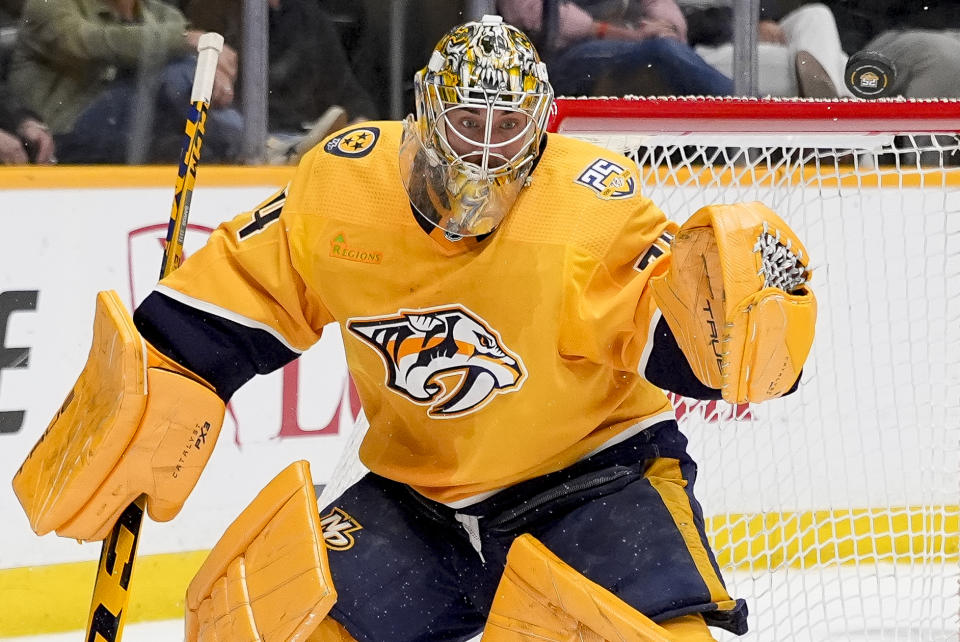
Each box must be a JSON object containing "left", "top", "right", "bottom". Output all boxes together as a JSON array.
[
  {"left": 86, "top": 32, "right": 224, "bottom": 642},
  {"left": 159, "top": 33, "right": 224, "bottom": 279}
]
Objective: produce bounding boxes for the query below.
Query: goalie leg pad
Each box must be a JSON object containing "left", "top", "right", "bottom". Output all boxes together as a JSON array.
[
  {"left": 481, "top": 534, "right": 673, "bottom": 642},
  {"left": 651, "top": 202, "right": 816, "bottom": 403},
  {"left": 661, "top": 614, "right": 716, "bottom": 641},
  {"left": 186, "top": 460, "right": 338, "bottom": 642},
  {"left": 12, "top": 290, "right": 225, "bottom": 541},
  {"left": 304, "top": 619, "right": 359, "bottom": 642}
]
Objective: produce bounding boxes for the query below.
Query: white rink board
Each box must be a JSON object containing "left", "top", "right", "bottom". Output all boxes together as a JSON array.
[
  {"left": 0, "top": 181, "right": 956, "bottom": 561},
  {"left": 0, "top": 181, "right": 359, "bottom": 569}
]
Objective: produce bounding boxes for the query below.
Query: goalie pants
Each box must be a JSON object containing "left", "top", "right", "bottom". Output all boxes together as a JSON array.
[{"left": 319, "top": 420, "right": 748, "bottom": 641}]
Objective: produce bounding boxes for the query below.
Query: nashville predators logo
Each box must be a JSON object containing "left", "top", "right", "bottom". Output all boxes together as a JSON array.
[
  {"left": 347, "top": 305, "right": 526, "bottom": 418},
  {"left": 325, "top": 126, "right": 380, "bottom": 158},
  {"left": 320, "top": 507, "right": 362, "bottom": 551},
  {"left": 575, "top": 158, "right": 636, "bottom": 200}
]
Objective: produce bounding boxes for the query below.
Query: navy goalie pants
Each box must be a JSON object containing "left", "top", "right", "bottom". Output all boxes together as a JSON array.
[{"left": 318, "top": 420, "right": 748, "bottom": 641}]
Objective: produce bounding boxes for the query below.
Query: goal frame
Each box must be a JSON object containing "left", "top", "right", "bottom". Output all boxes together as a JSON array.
[
  {"left": 549, "top": 95, "right": 960, "bottom": 135},
  {"left": 543, "top": 95, "right": 960, "bottom": 641}
]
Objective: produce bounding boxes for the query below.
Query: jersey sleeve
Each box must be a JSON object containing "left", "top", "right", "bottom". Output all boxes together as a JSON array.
[
  {"left": 559, "top": 193, "right": 723, "bottom": 400},
  {"left": 133, "top": 178, "right": 334, "bottom": 401}
]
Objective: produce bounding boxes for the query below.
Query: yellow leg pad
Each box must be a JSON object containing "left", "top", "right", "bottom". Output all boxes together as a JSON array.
[
  {"left": 481, "top": 534, "right": 674, "bottom": 642},
  {"left": 661, "top": 614, "right": 716, "bottom": 641},
  {"left": 186, "top": 460, "right": 336, "bottom": 642},
  {"left": 304, "top": 618, "right": 359, "bottom": 641}
]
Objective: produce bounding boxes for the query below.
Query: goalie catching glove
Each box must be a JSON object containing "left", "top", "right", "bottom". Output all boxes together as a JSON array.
[
  {"left": 651, "top": 202, "right": 817, "bottom": 404},
  {"left": 12, "top": 290, "right": 225, "bottom": 542}
]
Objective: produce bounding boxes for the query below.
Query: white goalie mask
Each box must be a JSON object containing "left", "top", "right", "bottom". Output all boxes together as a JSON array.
[{"left": 399, "top": 15, "right": 554, "bottom": 238}]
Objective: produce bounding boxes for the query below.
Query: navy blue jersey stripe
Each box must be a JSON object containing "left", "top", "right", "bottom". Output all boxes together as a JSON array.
[{"left": 134, "top": 291, "right": 299, "bottom": 401}]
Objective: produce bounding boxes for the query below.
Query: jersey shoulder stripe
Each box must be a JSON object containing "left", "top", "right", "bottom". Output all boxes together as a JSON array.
[{"left": 134, "top": 290, "right": 300, "bottom": 401}]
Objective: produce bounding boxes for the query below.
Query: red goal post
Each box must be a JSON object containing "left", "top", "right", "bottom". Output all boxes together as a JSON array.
[{"left": 547, "top": 96, "right": 960, "bottom": 640}]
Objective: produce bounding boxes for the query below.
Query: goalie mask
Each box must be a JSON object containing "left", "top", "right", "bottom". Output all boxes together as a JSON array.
[{"left": 400, "top": 15, "right": 554, "bottom": 238}]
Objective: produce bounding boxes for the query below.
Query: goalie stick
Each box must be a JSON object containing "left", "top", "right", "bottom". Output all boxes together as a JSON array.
[{"left": 85, "top": 33, "right": 224, "bottom": 642}]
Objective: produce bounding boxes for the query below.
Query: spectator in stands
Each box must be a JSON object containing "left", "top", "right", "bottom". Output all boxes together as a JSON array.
[
  {"left": 855, "top": 30, "right": 960, "bottom": 99},
  {"left": 812, "top": 0, "right": 956, "bottom": 54},
  {"left": 684, "top": 1, "right": 851, "bottom": 98},
  {"left": 8, "top": 0, "right": 243, "bottom": 164},
  {"left": 0, "top": 0, "right": 52, "bottom": 165},
  {"left": 0, "top": 0, "right": 21, "bottom": 23},
  {"left": 0, "top": 82, "right": 54, "bottom": 164},
  {"left": 498, "top": 0, "right": 733, "bottom": 97},
  {"left": 775, "top": 0, "right": 960, "bottom": 99},
  {"left": 0, "top": 0, "right": 22, "bottom": 76},
  {"left": 344, "top": 0, "right": 469, "bottom": 118},
  {"left": 181, "top": 0, "right": 379, "bottom": 163}
]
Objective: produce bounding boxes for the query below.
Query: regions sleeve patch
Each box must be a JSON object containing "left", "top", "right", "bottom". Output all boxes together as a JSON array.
[
  {"left": 574, "top": 158, "right": 637, "bottom": 200},
  {"left": 324, "top": 126, "right": 380, "bottom": 158}
]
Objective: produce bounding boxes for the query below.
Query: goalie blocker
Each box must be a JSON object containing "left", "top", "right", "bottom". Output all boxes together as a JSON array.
[
  {"left": 12, "top": 290, "right": 225, "bottom": 542},
  {"left": 651, "top": 202, "right": 817, "bottom": 404}
]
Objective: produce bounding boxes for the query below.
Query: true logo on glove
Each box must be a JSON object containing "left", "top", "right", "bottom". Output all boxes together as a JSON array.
[{"left": 702, "top": 299, "right": 724, "bottom": 375}]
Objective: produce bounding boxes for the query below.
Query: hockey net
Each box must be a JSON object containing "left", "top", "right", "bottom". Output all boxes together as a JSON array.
[
  {"left": 321, "top": 97, "right": 960, "bottom": 640},
  {"left": 553, "top": 96, "right": 960, "bottom": 641}
]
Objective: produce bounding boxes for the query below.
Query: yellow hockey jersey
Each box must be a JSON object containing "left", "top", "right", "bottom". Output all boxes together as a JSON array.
[{"left": 135, "top": 121, "right": 699, "bottom": 505}]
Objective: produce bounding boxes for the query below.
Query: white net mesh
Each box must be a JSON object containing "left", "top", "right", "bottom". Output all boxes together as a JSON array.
[
  {"left": 321, "top": 97, "right": 960, "bottom": 640},
  {"left": 558, "top": 98, "right": 960, "bottom": 640}
]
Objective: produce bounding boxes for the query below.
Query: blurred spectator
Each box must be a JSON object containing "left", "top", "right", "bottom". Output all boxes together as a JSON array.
[
  {"left": 0, "top": 82, "right": 54, "bottom": 164},
  {"left": 810, "top": 0, "right": 958, "bottom": 54},
  {"left": 0, "top": 0, "right": 21, "bottom": 75},
  {"left": 855, "top": 30, "right": 960, "bottom": 99},
  {"left": 0, "top": 0, "right": 20, "bottom": 23},
  {"left": 8, "top": 0, "right": 242, "bottom": 164},
  {"left": 181, "top": 0, "right": 378, "bottom": 164},
  {"left": 826, "top": 0, "right": 960, "bottom": 100},
  {"left": 498, "top": 0, "right": 733, "bottom": 96},
  {"left": 685, "top": 2, "right": 850, "bottom": 98},
  {"left": 344, "top": 0, "right": 468, "bottom": 118},
  {"left": 766, "top": 0, "right": 960, "bottom": 99}
]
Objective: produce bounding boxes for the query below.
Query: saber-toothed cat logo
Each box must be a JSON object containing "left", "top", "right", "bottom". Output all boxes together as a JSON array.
[{"left": 347, "top": 305, "right": 526, "bottom": 418}]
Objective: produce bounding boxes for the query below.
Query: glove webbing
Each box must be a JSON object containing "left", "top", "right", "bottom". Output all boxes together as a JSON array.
[{"left": 754, "top": 221, "right": 810, "bottom": 292}]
